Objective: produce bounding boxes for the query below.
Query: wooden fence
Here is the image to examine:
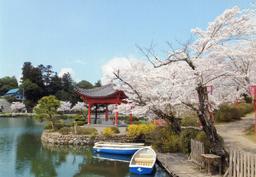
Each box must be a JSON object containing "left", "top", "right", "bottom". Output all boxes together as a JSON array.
[
  {"left": 227, "top": 149, "right": 256, "bottom": 177},
  {"left": 189, "top": 139, "right": 205, "bottom": 166}
]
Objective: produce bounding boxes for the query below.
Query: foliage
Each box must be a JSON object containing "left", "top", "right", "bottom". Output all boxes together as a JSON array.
[
  {"left": 146, "top": 127, "right": 181, "bottom": 153},
  {"left": 235, "top": 103, "right": 254, "bottom": 116},
  {"left": 127, "top": 123, "right": 156, "bottom": 140},
  {"left": 18, "top": 62, "right": 93, "bottom": 110},
  {"left": 4, "top": 95, "right": 18, "bottom": 103},
  {"left": 102, "top": 127, "right": 120, "bottom": 137},
  {"left": 181, "top": 114, "right": 199, "bottom": 127},
  {"left": 180, "top": 129, "right": 200, "bottom": 153},
  {"left": 33, "top": 96, "right": 60, "bottom": 129},
  {"left": 0, "top": 76, "right": 18, "bottom": 95},
  {"left": 215, "top": 103, "right": 254, "bottom": 122},
  {"left": 75, "top": 127, "right": 98, "bottom": 135},
  {"left": 58, "top": 127, "right": 71, "bottom": 135},
  {"left": 195, "top": 131, "right": 213, "bottom": 153},
  {"left": 76, "top": 80, "right": 94, "bottom": 89}
]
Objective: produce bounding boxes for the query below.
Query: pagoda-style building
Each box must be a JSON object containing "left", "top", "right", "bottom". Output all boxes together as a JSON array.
[{"left": 75, "top": 84, "right": 128, "bottom": 126}]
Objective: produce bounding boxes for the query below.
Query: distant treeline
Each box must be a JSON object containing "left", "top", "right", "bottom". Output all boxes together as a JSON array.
[{"left": 0, "top": 62, "right": 101, "bottom": 111}]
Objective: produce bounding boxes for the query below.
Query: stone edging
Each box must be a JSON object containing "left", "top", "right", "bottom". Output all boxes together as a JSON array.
[{"left": 41, "top": 131, "right": 131, "bottom": 146}]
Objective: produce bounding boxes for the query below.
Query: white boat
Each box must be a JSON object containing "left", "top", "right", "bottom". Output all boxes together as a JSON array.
[
  {"left": 129, "top": 147, "right": 156, "bottom": 175},
  {"left": 93, "top": 142, "right": 145, "bottom": 155}
]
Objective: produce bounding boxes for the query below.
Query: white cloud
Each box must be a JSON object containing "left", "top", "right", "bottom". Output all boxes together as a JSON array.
[
  {"left": 58, "top": 68, "right": 75, "bottom": 78},
  {"left": 74, "top": 59, "right": 87, "bottom": 65}
]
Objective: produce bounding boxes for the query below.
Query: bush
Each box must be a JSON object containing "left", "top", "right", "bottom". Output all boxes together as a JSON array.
[
  {"left": 236, "top": 103, "right": 254, "bottom": 116},
  {"left": 146, "top": 127, "right": 181, "bottom": 153},
  {"left": 181, "top": 116, "right": 199, "bottom": 127},
  {"left": 54, "top": 120, "right": 65, "bottom": 130},
  {"left": 75, "top": 127, "right": 98, "bottom": 135},
  {"left": 215, "top": 103, "right": 254, "bottom": 123},
  {"left": 44, "top": 120, "right": 65, "bottom": 130},
  {"left": 215, "top": 104, "right": 241, "bottom": 122},
  {"left": 195, "top": 131, "right": 211, "bottom": 152},
  {"left": 102, "top": 127, "right": 119, "bottom": 137},
  {"left": 127, "top": 124, "right": 156, "bottom": 140},
  {"left": 59, "top": 127, "right": 71, "bottom": 135},
  {"left": 180, "top": 128, "right": 200, "bottom": 153}
]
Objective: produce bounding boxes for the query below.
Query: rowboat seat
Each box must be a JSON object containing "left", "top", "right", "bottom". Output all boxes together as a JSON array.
[
  {"left": 137, "top": 154, "right": 152, "bottom": 158},
  {"left": 134, "top": 158, "right": 153, "bottom": 163}
]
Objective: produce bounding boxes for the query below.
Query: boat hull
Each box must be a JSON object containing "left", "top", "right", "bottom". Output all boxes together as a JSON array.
[
  {"left": 93, "top": 147, "right": 139, "bottom": 155},
  {"left": 129, "top": 166, "right": 154, "bottom": 175}
]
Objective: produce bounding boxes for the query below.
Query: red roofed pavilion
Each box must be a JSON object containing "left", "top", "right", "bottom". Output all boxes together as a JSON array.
[{"left": 75, "top": 84, "right": 129, "bottom": 126}]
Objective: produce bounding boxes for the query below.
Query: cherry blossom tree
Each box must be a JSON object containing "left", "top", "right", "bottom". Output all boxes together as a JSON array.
[
  {"left": 102, "top": 6, "right": 256, "bottom": 161},
  {"left": 10, "top": 102, "right": 26, "bottom": 113},
  {"left": 71, "top": 102, "right": 86, "bottom": 112},
  {"left": 137, "top": 6, "right": 256, "bottom": 160},
  {"left": 57, "top": 101, "right": 72, "bottom": 113}
]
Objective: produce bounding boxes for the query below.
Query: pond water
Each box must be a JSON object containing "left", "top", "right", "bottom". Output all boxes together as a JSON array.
[{"left": 0, "top": 118, "right": 170, "bottom": 177}]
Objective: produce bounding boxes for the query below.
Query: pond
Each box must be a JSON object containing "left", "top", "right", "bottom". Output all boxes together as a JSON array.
[{"left": 0, "top": 118, "right": 170, "bottom": 177}]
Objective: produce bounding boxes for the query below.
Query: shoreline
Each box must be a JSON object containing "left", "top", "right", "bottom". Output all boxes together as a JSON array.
[{"left": 0, "top": 112, "right": 34, "bottom": 118}]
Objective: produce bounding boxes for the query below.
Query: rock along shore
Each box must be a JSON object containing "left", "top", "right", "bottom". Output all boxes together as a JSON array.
[{"left": 41, "top": 130, "right": 132, "bottom": 146}]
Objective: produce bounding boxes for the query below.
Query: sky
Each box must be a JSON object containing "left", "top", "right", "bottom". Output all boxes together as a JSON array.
[{"left": 0, "top": 0, "right": 253, "bottom": 83}]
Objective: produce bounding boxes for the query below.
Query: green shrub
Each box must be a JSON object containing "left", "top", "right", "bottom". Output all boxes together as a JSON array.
[
  {"left": 181, "top": 116, "right": 199, "bottom": 127},
  {"left": 236, "top": 103, "right": 254, "bottom": 116},
  {"left": 44, "top": 120, "right": 65, "bottom": 130},
  {"left": 146, "top": 127, "right": 181, "bottom": 153},
  {"left": 215, "top": 103, "right": 254, "bottom": 123},
  {"left": 127, "top": 123, "right": 156, "bottom": 140},
  {"left": 75, "top": 127, "right": 98, "bottom": 135},
  {"left": 195, "top": 131, "right": 224, "bottom": 153},
  {"left": 215, "top": 104, "right": 241, "bottom": 122},
  {"left": 76, "top": 120, "right": 86, "bottom": 126},
  {"left": 245, "top": 125, "right": 254, "bottom": 135},
  {"left": 180, "top": 129, "right": 200, "bottom": 153},
  {"left": 54, "top": 120, "right": 65, "bottom": 130},
  {"left": 59, "top": 127, "right": 71, "bottom": 135},
  {"left": 102, "top": 127, "right": 119, "bottom": 137}
]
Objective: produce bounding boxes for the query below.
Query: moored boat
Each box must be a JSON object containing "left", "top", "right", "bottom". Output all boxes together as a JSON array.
[
  {"left": 93, "top": 142, "right": 145, "bottom": 155},
  {"left": 129, "top": 147, "right": 156, "bottom": 175}
]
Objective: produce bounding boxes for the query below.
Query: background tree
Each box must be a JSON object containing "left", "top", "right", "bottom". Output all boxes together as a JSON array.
[
  {"left": 33, "top": 96, "right": 60, "bottom": 130},
  {"left": 0, "top": 76, "right": 18, "bottom": 95},
  {"left": 76, "top": 80, "right": 94, "bottom": 89},
  {"left": 94, "top": 80, "right": 102, "bottom": 87}
]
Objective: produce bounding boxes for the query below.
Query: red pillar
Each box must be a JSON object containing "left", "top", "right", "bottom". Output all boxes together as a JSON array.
[
  {"left": 254, "top": 98, "right": 256, "bottom": 134},
  {"left": 105, "top": 105, "right": 108, "bottom": 121},
  {"left": 87, "top": 104, "right": 91, "bottom": 125},
  {"left": 115, "top": 105, "right": 118, "bottom": 126},
  {"left": 129, "top": 113, "right": 133, "bottom": 124}
]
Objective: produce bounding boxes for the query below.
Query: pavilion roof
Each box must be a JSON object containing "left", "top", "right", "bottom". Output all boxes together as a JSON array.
[{"left": 75, "top": 84, "right": 127, "bottom": 99}]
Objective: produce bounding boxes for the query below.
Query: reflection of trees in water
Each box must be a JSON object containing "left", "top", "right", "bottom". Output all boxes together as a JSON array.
[
  {"left": 42, "top": 143, "right": 130, "bottom": 177},
  {"left": 16, "top": 133, "right": 69, "bottom": 177},
  {"left": 74, "top": 158, "right": 129, "bottom": 177}
]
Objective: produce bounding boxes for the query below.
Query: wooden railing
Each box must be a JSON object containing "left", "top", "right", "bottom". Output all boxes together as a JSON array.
[
  {"left": 189, "top": 139, "right": 205, "bottom": 166},
  {"left": 226, "top": 149, "right": 256, "bottom": 177}
]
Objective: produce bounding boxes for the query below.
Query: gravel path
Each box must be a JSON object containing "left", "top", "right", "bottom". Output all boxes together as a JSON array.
[{"left": 215, "top": 114, "right": 256, "bottom": 153}]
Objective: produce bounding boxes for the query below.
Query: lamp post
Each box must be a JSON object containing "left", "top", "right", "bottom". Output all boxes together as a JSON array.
[{"left": 249, "top": 85, "right": 256, "bottom": 134}]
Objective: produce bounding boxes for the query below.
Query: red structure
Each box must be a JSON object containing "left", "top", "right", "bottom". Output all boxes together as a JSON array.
[
  {"left": 249, "top": 85, "right": 256, "bottom": 134},
  {"left": 75, "top": 84, "right": 128, "bottom": 126}
]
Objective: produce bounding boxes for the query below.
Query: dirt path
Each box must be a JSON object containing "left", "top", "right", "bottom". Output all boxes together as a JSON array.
[{"left": 215, "top": 114, "right": 256, "bottom": 153}]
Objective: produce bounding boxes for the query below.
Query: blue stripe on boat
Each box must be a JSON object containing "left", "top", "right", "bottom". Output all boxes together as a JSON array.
[
  {"left": 93, "top": 148, "right": 138, "bottom": 155},
  {"left": 129, "top": 167, "right": 154, "bottom": 175}
]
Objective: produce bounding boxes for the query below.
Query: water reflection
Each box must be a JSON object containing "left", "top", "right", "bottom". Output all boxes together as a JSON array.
[{"left": 0, "top": 118, "right": 169, "bottom": 177}]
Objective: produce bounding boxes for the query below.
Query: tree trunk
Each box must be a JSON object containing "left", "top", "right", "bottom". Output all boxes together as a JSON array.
[
  {"left": 196, "top": 85, "right": 227, "bottom": 168},
  {"left": 152, "top": 108, "right": 181, "bottom": 134}
]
